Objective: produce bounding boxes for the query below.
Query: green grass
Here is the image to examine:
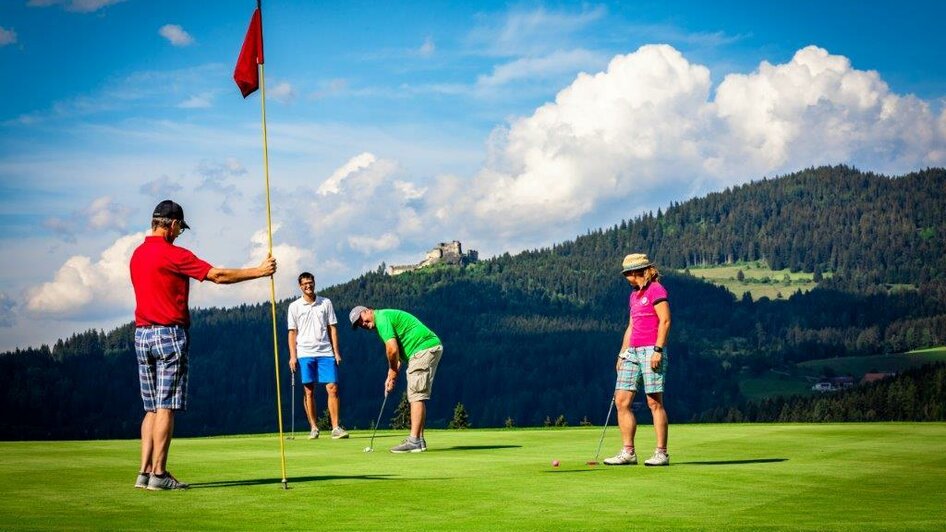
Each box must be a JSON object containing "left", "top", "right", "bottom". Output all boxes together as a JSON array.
[
  {"left": 2, "top": 424, "right": 945, "bottom": 530},
  {"left": 680, "top": 261, "right": 827, "bottom": 301},
  {"left": 740, "top": 347, "right": 946, "bottom": 400}
]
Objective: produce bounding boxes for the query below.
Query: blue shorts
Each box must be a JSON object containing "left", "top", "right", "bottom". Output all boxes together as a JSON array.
[
  {"left": 299, "top": 356, "right": 337, "bottom": 385},
  {"left": 135, "top": 326, "right": 189, "bottom": 412}
]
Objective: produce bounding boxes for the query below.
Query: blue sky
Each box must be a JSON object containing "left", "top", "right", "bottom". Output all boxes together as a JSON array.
[{"left": 1, "top": 0, "right": 945, "bottom": 350}]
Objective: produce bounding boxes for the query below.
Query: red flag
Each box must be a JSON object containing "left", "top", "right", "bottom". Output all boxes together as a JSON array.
[{"left": 234, "top": 7, "right": 264, "bottom": 98}]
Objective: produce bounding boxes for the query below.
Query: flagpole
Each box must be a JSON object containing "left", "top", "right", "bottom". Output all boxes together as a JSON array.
[{"left": 257, "top": 28, "right": 289, "bottom": 491}]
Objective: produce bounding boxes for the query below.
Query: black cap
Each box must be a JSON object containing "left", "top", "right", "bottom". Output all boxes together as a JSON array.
[{"left": 152, "top": 200, "right": 191, "bottom": 230}]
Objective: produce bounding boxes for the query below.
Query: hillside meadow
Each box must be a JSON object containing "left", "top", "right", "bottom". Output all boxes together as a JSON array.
[{"left": 1, "top": 424, "right": 944, "bottom": 530}]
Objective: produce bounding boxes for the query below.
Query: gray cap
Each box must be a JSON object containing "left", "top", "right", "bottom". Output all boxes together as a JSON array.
[{"left": 349, "top": 305, "right": 368, "bottom": 329}]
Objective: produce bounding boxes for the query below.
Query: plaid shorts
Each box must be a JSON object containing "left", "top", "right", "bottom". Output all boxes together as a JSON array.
[
  {"left": 615, "top": 346, "right": 667, "bottom": 394},
  {"left": 135, "top": 326, "right": 190, "bottom": 412}
]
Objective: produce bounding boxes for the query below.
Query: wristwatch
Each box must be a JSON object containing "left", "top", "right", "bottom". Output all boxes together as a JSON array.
[{"left": 653, "top": 346, "right": 664, "bottom": 353}]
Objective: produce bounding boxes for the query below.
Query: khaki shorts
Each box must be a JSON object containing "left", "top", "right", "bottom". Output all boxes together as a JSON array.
[{"left": 406, "top": 345, "right": 443, "bottom": 402}]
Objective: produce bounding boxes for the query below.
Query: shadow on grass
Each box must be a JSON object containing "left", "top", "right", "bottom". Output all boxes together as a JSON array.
[
  {"left": 674, "top": 458, "right": 788, "bottom": 466},
  {"left": 189, "top": 474, "right": 398, "bottom": 489},
  {"left": 428, "top": 445, "right": 522, "bottom": 452}
]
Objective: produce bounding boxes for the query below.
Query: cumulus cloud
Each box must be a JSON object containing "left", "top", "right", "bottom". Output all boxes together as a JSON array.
[
  {"left": 159, "top": 24, "right": 194, "bottom": 46},
  {"left": 44, "top": 196, "right": 133, "bottom": 242},
  {"left": 192, "top": 224, "right": 311, "bottom": 305},
  {"left": 0, "top": 26, "right": 17, "bottom": 46},
  {"left": 27, "top": 0, "right": 126, "bottom": 13},
  {"left": 26, "top": 232, "right": 144, "bottom": 318},
  {"left": 449, "top": 44, "right": 946, "bottom": 239},
  {"left": 309, "top": 153, "right": 432, "bottom": 258}
]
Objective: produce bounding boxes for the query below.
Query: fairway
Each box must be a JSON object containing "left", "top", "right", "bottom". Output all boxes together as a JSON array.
[{"left": 1, "top": 424, "right": 944, "bottom": 530}]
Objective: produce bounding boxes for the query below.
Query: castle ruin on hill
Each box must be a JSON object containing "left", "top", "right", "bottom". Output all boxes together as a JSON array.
[{"left": 389, "top": 240, "right": 479, "bottom": 275}]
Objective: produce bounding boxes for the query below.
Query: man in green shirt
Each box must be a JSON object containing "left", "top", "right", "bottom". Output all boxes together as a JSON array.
[{"left": 350, "top": 305, "right": 443, "bottom": 453}]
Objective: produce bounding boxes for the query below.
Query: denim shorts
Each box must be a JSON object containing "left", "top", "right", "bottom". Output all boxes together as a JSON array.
[
  {"left": 135, "top": 326, "right": 189, "bottom": 412},
  {"left": 615, "top": 346, "right": 667, "bottom": 394}
]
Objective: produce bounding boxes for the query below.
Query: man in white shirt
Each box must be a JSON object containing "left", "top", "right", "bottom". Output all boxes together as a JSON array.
[{"left": 287, "top": 272, "right": 348, "bottom": 439}]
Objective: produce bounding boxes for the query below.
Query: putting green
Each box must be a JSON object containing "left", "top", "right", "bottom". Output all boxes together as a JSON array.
[{"left": 1, "top": 424, "right": 943, "bottom": 530}]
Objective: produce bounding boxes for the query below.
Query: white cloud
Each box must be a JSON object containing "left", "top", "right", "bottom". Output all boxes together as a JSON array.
[
  {"left": 348, "top": 233, "right": 401, "bottom": 254},
  {"left": 26, "top": 232, "right": 144, "bottom": 318},
  {"left": 476, "top": 49, "right": 604, "bottom": 88},
  {"left": 195, "top": 159, "right": 247, "bottom": 214},
  {"left": 44, "top": 196, "right": 133, "bottom": 242},
  {"left": 159, "top": 24, "right": 194, "bottom": 47},
  {"left": 269, "top": 82, "right": 295, "bottom": 103},
  {"left": 450, "top": 44, "right": 946, "bottom": 239},
  {"left": 0, "top": 292, "right": 16, "bottom": 327},
  {"left": 419, "top": 36, "right": 435, "bottom": 57},
  {"left": 310, "top": 79, "right": 348, "bottom": 100},
  {"left": 139, "top": 175, "right": 183, "bottom": 197},
  {"left": 178, "top": 93, "right": 214, "bottom": 108},
  {"left": 0, "top": 26, "right": 17, "bottom": 46},
  {"left": 27, "top": 0, "right": 126, "bottom": 13},
  {"left": 317, "top": 152, "right": 377, "bottom": 195},
  {"left": 469, "top": 5, "right": 606, "bottom": 56},
  {"left": 192, "top": 224, "right": 312, "bottom": 306}
]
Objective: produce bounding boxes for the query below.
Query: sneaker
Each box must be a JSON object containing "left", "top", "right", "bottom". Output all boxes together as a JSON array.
[
  {"left": 308, "top": 428, "right": 320, "bottom": 440},
  {"left": 603, "top": 449, "right": 638, "bottom": 465},
  {"left": 390, "top": 437, "right": 425, "bottom": 453},
  {"left": 644, "top": 450, "right": 670, "bottom": 466},
  {"left": 331, "top": 426, "right": 350, "bottom": 439},
  {"left": 146, "top": 472, "right": 189, "bottom": 491},
  {"left": 134, "top": 472, "right": 150, "bottom": 489}
]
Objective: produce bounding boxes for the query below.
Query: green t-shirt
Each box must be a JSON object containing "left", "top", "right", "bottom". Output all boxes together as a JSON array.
[{"left": 374, "top": 309, "right": 441, "bottom": 360}]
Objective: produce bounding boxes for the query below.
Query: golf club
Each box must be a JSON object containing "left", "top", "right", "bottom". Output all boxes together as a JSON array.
[
  {"left": 287, "top": 371, "right": 296, "bottom": 440},
  {"left": 587, "top": 397, "right": 615, "bottom": 465},
  {"left": 363, "top": 391, "right": 389, "bottom": 452}
]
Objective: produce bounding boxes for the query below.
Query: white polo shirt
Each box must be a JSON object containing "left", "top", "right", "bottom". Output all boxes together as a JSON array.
[{"left": 287, "top": 295, "right": 338, "bottom": 358}]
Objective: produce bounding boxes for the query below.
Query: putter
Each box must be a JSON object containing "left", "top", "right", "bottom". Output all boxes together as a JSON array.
[
  {"left": 287, "top": 372, "right": 296, "bottom": 440},
  {"left": 363, "top": 391, "right": 389, "bottom": 452},
  {"left": 587, "top": 397, "right": 615, "bottom": 465}
]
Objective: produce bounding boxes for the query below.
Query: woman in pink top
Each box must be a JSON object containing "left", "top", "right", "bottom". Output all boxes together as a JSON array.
[{"left": 603, "top": 253, "right": 672, "bottom": 467}]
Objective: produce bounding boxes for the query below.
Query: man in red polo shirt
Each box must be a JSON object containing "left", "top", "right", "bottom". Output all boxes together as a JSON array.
[{"left": 130, "top": 199, "right": 277, "bottom": 491}]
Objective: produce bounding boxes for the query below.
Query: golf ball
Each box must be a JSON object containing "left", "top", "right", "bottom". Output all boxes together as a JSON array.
[{"left": 552, "top": 460, "right": 560, "bottom": 467}]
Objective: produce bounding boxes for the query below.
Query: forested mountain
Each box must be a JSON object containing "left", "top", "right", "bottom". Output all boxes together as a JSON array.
[{"left": 2, "top": 166, "right": 944, "bottom": 439}]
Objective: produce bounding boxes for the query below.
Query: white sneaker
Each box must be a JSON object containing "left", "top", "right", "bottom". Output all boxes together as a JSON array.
[
  {"left": 644, "top": 450, "right": 669, "bottom": 466},
  {"left": 603, "top": 449, "right": 637, "bottom": 465},
  {"left": 308, "top": 428, "right": 320, "bottom": 440},
  {"left": 331, "top": 426, "right": 349, "bottom": 439}
]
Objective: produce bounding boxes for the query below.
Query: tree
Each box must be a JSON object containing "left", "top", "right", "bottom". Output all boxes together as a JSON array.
[
  {"left": 448, "top": 402, "right": 471, "bottom": 429},
  {"left": 390, "top": 392, "right": 410, "bottom": 430},
  {"left": 504, "top": 416, "right": 516, "bottom": 429},
  {"left": 554, "top": 414, "right": 568, "bottom": 427},
  {"left": 737, "top": 269, "right": 745, "bottom": 282}
]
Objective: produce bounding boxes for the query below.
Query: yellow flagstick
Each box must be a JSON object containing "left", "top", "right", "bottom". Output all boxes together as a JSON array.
[{"left": 258, "top": 60, "right": 289, "bottom": 490}]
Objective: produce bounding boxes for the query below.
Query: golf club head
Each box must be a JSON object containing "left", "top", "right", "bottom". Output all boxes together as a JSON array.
[{"left": 363, "top": 446, "right": 373, "bottom": 453}]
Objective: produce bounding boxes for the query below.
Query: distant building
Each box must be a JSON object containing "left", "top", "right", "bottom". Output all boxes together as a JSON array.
[
  {"left": 389, "top": 240, "right": 479, "bottom": 275},
  {"left": 861, "top": 372, "right": 897, "bottom": 385}
]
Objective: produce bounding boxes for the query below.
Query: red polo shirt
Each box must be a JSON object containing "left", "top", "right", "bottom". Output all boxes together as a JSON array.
[{"left": 130, "top": 236, "right": 213, "bottom": 328}]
